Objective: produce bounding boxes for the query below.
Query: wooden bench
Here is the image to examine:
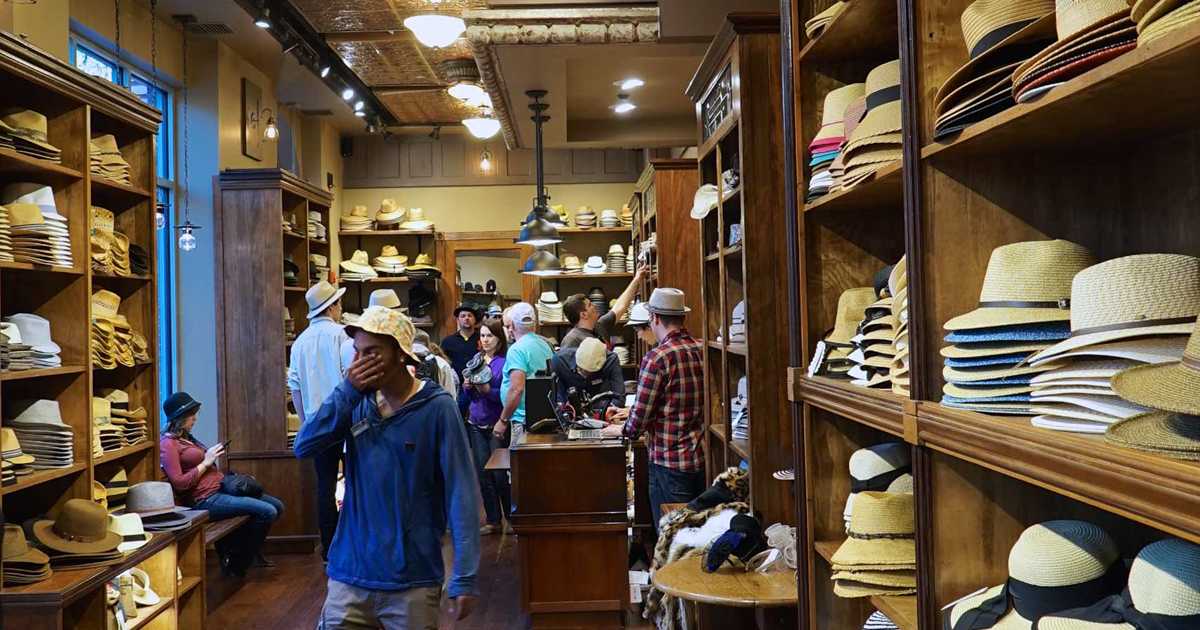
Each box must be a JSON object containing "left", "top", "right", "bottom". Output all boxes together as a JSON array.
[{"left": 204, "top": 515, "right": 250, "bottom": 546}]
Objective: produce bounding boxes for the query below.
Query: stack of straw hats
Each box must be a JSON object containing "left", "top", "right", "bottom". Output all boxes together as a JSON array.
[
  {"left": 92, "top": 289, "right": 141, "bottom": 369},
  {"left": 1037, "top": 537, "right": 1200, "bottom": 628},
  {"left": 822, "top": 288, "right": 877, "bottom": 379},
  {"left": 575, "top": 206, "right": 596, "bottom": 229},
  {"left": 1135, "top": 0, "right": 1200, "bottom": 46},
  {"left": 934, "top": 0, "right": 1057, "bottom": 139},
  {"left": 1, "top": 427, "right": 35, "bottom": 479},
  {"left": 308, "top": 210, "right": 327, "bottom": 241},
  {"left": 599, "top": 208, "right": 621, "bottom": 228},
  {"left": 842, "top": 443, "right": 912, "bottom": 532},
  {"left": 805, "top": 1, "right": 848, "bottom": 38},
  {"left": 830, "top": 492, "right": 917, "bottom": 598},
  {"left": 1011, "top": 0, "right": 1136, "bottom": 103},
  {"left": 1026, "top": 254, "right": 1199, "bottom": 433},
  {"left": 561, "top": 253, "right": 583, "bottom": 274},
  {"left": 4, "top": 183, "right": 73, "bottom": 268},
  {"left": 89, "top": 135, "right": 131, "bottom": 185},
  {"left": 30, "top": 499, "right": 124, "bottom": 569},
  {"left": 945, "top": 520, "right": 1123, "bottom": 629},
  {"left": 606, "top": 244, "right": 627, "bottom": 273},
  {"left": 4, "top": 314, "right": 62, "bottom": 369},
  {"left": 2, "top": 524, "right": 51, "bottom": 585},
  {"left": 888, "top": 258, "right": 912, "bottom": 396},
  {"left": 90, "top": 206, "right": 132, "bottom": 276},
  {"left": 584, "top": 255, "right": 607, "bottom": 274},
  {"left": 339, "top": 250, "right": 378, "bottom": 282},
  {"left": 537, "top": 291, "right": 563, "bottom": 323},
  {"left": 399, "top": 207, "right": 434, "bottom": 230},
  {"left": 92, "top": 397, "right": 124, "bottom": 455},
  {"left": 0, "top": 109, "right": 61, "bottom": 163},
  {"left": 0, "top": 205, "right": 11, "bottom": 262},
  {"left": 372, "top": 245, "right": 407, "bottom": 276},
  {"left": 848, "top": 275, "right": 899, "bottom": 389},
  {"left": 310, "top": 254, "right": 329, "bottom": 284},
  {"left": 7, "top": 399, "right": 73, "bottom": 469},
  {"left": 620, "top": 205, "right": 634, "bottom": 227},
  {"left": 940, "top": 240, "right": 1094, "bottom": 415},
  {"left": 375, "top": 199, "right": 404, "bottom": 228},
  {"left": 102, "top": 467, "right": 128, "bottom": 513},
  {"left": 405, "top": 253, "right": 440, "bottom": 279},
  {"left": 101, "top": 388, "right": 148, "bottom": 446},
  {"left": 340, "top": 205, "right": 373, "bottom": 231},
  {"left": 808, "top": 83, "right": 864, "bottom": 202},
  {"left": 841, "top": 61, "right": 902, "bottom": 190}
]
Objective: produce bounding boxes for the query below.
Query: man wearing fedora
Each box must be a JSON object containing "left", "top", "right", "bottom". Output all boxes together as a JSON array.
[
  {"left": 441, "top": 304, "right": 481, "bottom": 419},
  {"left": 560, "top": 264, "right": 650, "bottom": 350},
  {"left": 294, "top": 305, "right": 479, "bottom": 628},
  {"left": 601, "top": 288, "right": 705, "bottom": 529},
  {"left": 288, "top": 280, "right": 349, "bottom": 562}
]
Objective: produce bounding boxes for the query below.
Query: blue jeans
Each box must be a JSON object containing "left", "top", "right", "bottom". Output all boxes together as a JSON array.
[
  {"left": 195, "top": 492, "right": 284, "bottom": 573},
  {"left": 466, "top": 423, "right": 511, "bottom": 525},
  {"left": 648, "top": 464, "right": 705, "bottom": 532}
]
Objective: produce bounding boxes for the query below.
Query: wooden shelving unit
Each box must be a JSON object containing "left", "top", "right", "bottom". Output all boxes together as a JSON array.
[
  {"left": 336, "top": 223, "right": 439, "bottom": 320},
  {"left": 687, "top": 13, "right": 794, "bottom": 535},
  {"left": 782, "top": 0, "right": 1200, "bottom": 626}
]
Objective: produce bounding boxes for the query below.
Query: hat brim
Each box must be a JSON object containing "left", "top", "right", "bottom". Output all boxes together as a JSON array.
[
  {"left": 944, "top": 306, "right": 1072, "bottom": 331},
  {"left": 165, "top": 399, "right": 200, "bottom": 423},
  {"left": 1031, "top": 414, "right": 1109, "bottom": 434},
  {"left": 5, "top": 453, "right": 35, "bottom": 465},
  {"left": 1111, "top": 360, "right": 1200, "bottom": 416},
  {"left": 32, "top": 520, "right": 121, "bottom": 554},
  {"left": 1105, "top": 411, "right": 1200, "bottom": 458},
  {"left": 399, "top": 221, "right": 434, "bottom": 230},
  {"left": 1037, "top": 616, "right": 1133, "bottom": 630},
  {"left": 646, "top": 305, "right": 691, "bottom": 316},
  {"left": 936, "top": 12, "right": 1057, "bottom": 109},
  {"left": 307, "top": 286, "right": 347, "bottom": 319},
  {"left": 1030, "top": 359, "right": 1137, "bottom": 383},
  {"left": 943, "top": 362, "right": 1061, "bottom": 382},
  {"left": 941, "top": 340, "right": 1053, "bottom": 359},
  {"left": 1029, "top": 324, "right": 1195, "bottom": 364},
  {"left": 116, "top": 532, "right": 152, "bottom": 553},
  {"left": 829, "top": 537, "right": 915, "bottom": 568},
  {"left": 832, "top": 578, "right": 917, "bottom": 598},
  {"left": 1029, "top": 394, "right": 1145, "bottom": 419}
]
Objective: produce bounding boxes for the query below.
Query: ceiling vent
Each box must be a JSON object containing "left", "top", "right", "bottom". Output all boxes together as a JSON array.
[{"left": 173, "top": 16, "right": 234, "bottom": 36}]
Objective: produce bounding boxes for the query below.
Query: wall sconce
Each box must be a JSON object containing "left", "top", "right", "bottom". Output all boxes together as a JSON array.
[
  {"left": 480, "top": 148, "right": 492, "bottom": 172},
  {"left": 249, "top": 107, "right": 279, "bottom": 140}
]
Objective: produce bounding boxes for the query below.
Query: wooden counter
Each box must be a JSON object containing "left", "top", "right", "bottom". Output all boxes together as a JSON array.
[{"left": 510, "top": 432, "right": 629, "bottom": 629}]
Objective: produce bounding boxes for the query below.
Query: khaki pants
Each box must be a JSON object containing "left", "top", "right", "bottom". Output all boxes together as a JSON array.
[{"left": 317, "top": 579, "right": 440, "bottom": 630}]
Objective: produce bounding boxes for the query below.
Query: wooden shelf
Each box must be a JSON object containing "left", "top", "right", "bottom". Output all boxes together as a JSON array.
[
  {"left": 93, "top": 271, "right": 153, "bottom": 283},
  {"left": 339, "top": 229, "right": 435, "bottom": 237},
  {"left": 0, "top": 261, "right": 84, "bottom": 275},
  {"left": 0, "top": 147, "right": 83, "bottom": 183},
  {"left": 803, "top": 160, "right": 903, "bottom": 215},
  {"left": 709, "top": 424, "right": 751, "bottom": 461},
  {"left": 922, "top": 28, "right": 1200, "bottom": 162},
  {"left": 0, "top": 364, "right": 87, "bottom": 381},
  {"left": 0, "top": 462, "right": 86, "bottom": 496},
  {"left": 1, "top": 530, "right": 175, "bottom": 604},
  {"left": 94, "top": 440, "right": 154, "bottom": 465},
  {"left": 797, "top": 0, "right": 899, "bottom": 65},
  {"left": 309, "top": 238, "right": 329, "bottom": 245},
  {"left": 556, "top": 226, "right": 630, "bottom": 234},
  {"left": 797, "top": 375, "right": 907, "bottom": 438},
  {"left": 178, "top": 576, "right": 202, "bottom": 597},
  {"left": 918, "top": 402, "right": 1200, "bottom": 543},
  {"left": 813, "top": 540, "right": 917, "bottom": 630},
  {"left": 283, "top": 285, "right": 306, "bottom": 293},
  {"left": 283, "top": 230, "right": 306, "bottom": 240},
  {"left": 126, "top": 596, "right": 173, "bottom": 629},
  {"left": 553, "top": 272, "right": 634, "bottom": 279},
  {"left": 90, "top": 175, "right": 152, "bottom": 206}
]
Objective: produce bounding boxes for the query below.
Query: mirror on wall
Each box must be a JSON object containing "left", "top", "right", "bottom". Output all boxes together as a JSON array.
[{"left": 456, "top": 249, "right": 523, "bottom": 316}]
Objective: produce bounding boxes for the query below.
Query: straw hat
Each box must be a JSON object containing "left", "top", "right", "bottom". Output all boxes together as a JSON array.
[
  {"left": 804, "top": 1, "right": 848, "bottom": 38},
  {"left": 1104, "top": 410, "right": 1200, "bottom": 458},
  {"left": 830, "top": 492, "right": 915, "bottom": 568},
  {"left": 849, "top": 442, "right": 911, "bottom": 482},
  {"left": 813, "top": 83, "right": 866, "bottom": 144},
  {"left": 1029, "top": 254, "right": 1200, "bottom": 364},
  {"left": 1138, "top": 0, "right": 1200, "bottom": 46},
  {"left": 843, "top": 60, "right": 902, "bottom": 155},
  {"left": 1012, "top": 0, "right": 1133, "bottom": 87},
  {"left": 340, "top": 250, "right": 376, "bottom": 275},
  {"left": 944, "top": 240, "right": 1095, "bottom": 331},
  {"left": 1109, "top": 315, "right": 1199, "bottom": 415},
  {"left": 691, "top": 184, "right": 719, "bottom": 220},
  {"left": 399, "top": 207, "right": 434, "bottom": 230},
  {"left": 0, "top": 109, "right": 60, "bottom": 153},
  {"left": 406, "top": 252, "right": 437, "bottom": 271},
  {"left": 375, "top": 198, "right": 404, "bottom": 225},
  {"left": 305, "top": 280, "right": 346, "bottom": 319}
]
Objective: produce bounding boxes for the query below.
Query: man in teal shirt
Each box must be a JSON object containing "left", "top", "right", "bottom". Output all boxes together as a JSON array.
[{"left": 494, "top": 302, "right": 554, "bottom": 445}]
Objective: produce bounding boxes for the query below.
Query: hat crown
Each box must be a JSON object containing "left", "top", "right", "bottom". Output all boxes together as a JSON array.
[
  {"left": 847, "top": 491, "right": 914, "bottom": 535},
  {"left": 7, "top": 203, "right": 43, "bottom": 226},
  {"left": 413, "top": 253, "right": 433, "bottom": 265},
  {"left": 1008, "top": 520, "right": 1118, "bottom": 586},
  {"left": 0, "top": 322, "right": 22, "bottom": 344},
  {"left": 126, "top": 481, "right": 177, "bottom": 513},
  {"left": 350, "top": 205, "right": 368, "bottom": 217},
  {"left": 865, "top": 60, "right": 902, "bottom": 96},
  {"left": 55, "top": 498, "right": 111, "bottom": 540},
  {"left": 830, "top": 288, "right": 880, "bottom": 344},
  {"left": 539, "top": 291, "right": 560, "bottom": 304},
  {"left": 1054, "top": 0, "right": 1130, "bottom": 40},
  {"left": 2, "top": 109, "right": 49, "bottom": 136},
  {"left": 351, "top": 250, "right": 370, "bottom": 264},
  {"left": 821, "top": 83, "right": 866, "bottom": 126},
  {"left": 1, "top": 427, "right": 23, "bottom": 451},
  {"left": 306, "top": 280, "right": 341, "bottom": 312},
  {"left": 960, "top": 0, "right": 1055, "bottom": 55},
  {"left": 1128, "top": 539, "right": 1200, "bottom": 615},
  {"left": 887, "top": 473, "right": 914, "bottom": 494},
  {"left": 368, "top": 289, "right": 402, "bottom": 309},
  {"left": 628, "top": 302, "right": 651, "bottom": 325},
  {"left": 92, "top": 134, "right": 120, "bottom": 153},
  {"left": 978, "top": 240, "right": 1096, "bottom": 303},
  {"left": 109, "top": 512, "right": 146, "bottom": 536},
  {"left": 1068, "top": 254, "right": 1200, "bottom": 332},
  {"left": 848, "top": 443, "right": 911, "bottom": 480},
  {"left": 379, "top": 198, "right": 398, "bottom": 212},
  {"left": 576, "top": 338, "right": 608, "bottom": 373},
  {"left": 3, "top": 183, "right": 56, "bottom": 208},
  {"left": 2, "top": 524, "right": 32, "bottom": 559},
  {"left": 13, "top": 399, "right": 63, "bottom": 424},
  {"left": 92, "top": 289, "right": 122, "bottom": 318},
  {"left": 380, "top": 245, "right": 400, "bottom": 257}
]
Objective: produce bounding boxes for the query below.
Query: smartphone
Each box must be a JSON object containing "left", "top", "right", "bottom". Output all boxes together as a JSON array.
[{"left": 220, "top": 440, "right": 232, "bottom": 450}]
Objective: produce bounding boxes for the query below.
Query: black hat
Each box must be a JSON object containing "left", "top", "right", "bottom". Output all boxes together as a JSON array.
[
  {"left": 454, "top": 304, "right": 480, "bottom": 318},
  {"left": 163, "top": 392, "right": 201, "bottom": 423}
]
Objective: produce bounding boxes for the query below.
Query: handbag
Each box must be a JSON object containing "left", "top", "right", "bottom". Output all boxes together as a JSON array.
[{"left": 220, "top": 472, "right": 264, "bottom": 498}]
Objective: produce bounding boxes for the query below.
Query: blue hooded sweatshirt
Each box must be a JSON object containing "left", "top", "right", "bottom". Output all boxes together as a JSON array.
[{"left": 294, "top": 378, "right": 480, "bottom": 598}]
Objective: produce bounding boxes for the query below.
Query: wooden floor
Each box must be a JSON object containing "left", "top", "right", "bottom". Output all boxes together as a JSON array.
[{"left": 207, "top": 533, "right": 653, "bottom": 629}]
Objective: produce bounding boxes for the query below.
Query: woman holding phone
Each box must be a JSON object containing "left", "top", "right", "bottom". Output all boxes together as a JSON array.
[{"left": 160, "top": 391, "right": 284, "bottom": 577}]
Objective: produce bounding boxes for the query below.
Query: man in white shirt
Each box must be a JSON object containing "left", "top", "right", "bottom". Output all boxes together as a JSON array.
[{"left": 288, "top": 280, "right": 349, "bottom": 561}]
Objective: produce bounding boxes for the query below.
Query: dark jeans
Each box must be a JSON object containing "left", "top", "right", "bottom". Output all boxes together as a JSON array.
[
  {"left": 314, "top": 447, "right": 343, "bottom": 560},
  {"left": 466, "top": 423, "right": 512, "bottom": 525},
  {"left": 648, "top": 464, "right": 705, "bottom": 532},
  {"left": 195, "top": 492, "right": 284, "bottom": 573}
]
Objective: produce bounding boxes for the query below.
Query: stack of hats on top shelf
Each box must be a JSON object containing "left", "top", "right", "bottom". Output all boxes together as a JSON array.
[
  {"left": 7, "top": 399, "right": 74, "bottom": 469},
  {"left": 90, "top": 206, "right": 133, "bottom": 276},
  {"left": 308, "top": 210, "right": 327, "bottom": 241},
  {"left": 599, "top": 208, "right": 622, "bottom": 228},
  {"left": 1136, "top": 0, "right": 1200, "bottom": 46},
  {"left": 4, "top": 313, "right": 61, "bottom": 369},
  {"left": 843, "top": 443, "right": 911, "bottom": 532},
  {"left": 830, "top": 483, "right": 916, "bottom": 598},
  {"left": 340, "top": 205, "right": 373, "bottom": 232},
  {"left": 375, "top": 199, "right": 403, "bottom": 229},
  {"left": 804, "top": 0, "right": 847, "bottom": 38},
  {"left": 1012, "top": 0, "right": 1136, "bottom": 103},
  {"left": 606, "top": 244, "right": 627, "bottom": 273},
  {"left": 399, "top": 208, "right": 434, "bottom": 231},
  {"left": 933, "top": 0, "right": 1057, "bottom": 139},
  {"left": 589, "top": 288, "right": 609, "bottom": 317},
  {"left": 840, "top": 60, "right": 902, "bottom": 190},
  {"left": 31, "top": 498, "right": 125, "bottom": 570},
  {"left": 0, "top": 109, "right": 61, "bottom": 163},
  {"left": 101, "top": 388, "right": 148, "bottom": 446},
  {"left": 284, "top": 307, "right": 295, "bottom": 343},
  {"left": 940, "top": 240, "right": 1093, "bottom": 415},
  {"left": 0, "top": 205, "right": 11, "bottom": 262},
  {"left": 310, "top": 254, "right": 329, "bottom": 284},
  {"left": 888, "top": 258, "right": 911, "bottom": 397},
  {"left": 620, "top": 205, "right": 634, "bottom": 228},
  {"left": 286, "top": 412, "right": 300, "bottom": 449},
  {"left": 4, "top": 183, "right": 74, "bottom": 268},
  {"left": 537, "top": 291, "right": 564, "bottom": 323},
  {"left": 575, "top": 206, "right": 596, "bottom": 229},
  {"left": 1026, "top": 253, "right": 1198, "bottom": 433},
  {"left": 611, "top": 336, "right": 630, "bottom": 365},
  {"left": 730, "top": 375, "right": 749, "bottom": 441},
  {"left": 339, "top": 250, "right": 378, "bottom": 282},
  {"left": 89, "top": 134, "right": 131, "bottom": 185},
  {"left": 372, "top": 245, "right": 407, "bottom": 276},
  {"left": 807, "top": 83, "right": 864, "bottom": 202},
  {"left": 2, "top": 523, "right": 51, "bottom": 585},
  {"left": 92, "top": 397, "right": 124, "bottom": 455},
  {"left": 92, "top": 289, "right": 149, "bottom": 369},
  {"left": 1, "top": 427, "right": 35, "bottom": 481},
  {"left": 847, "top": 267, "right": 900, "bottom": 389},
  {"left": 584, "top": 255, "right": 607, "bottom": 274},
  {"left": 821, "top": 288, "right": 878, "bottom": 379}
]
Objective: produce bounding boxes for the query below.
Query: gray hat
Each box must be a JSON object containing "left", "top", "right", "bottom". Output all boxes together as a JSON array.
[{"left": 646, "top": 288, "right": 691, "bottom": 316}]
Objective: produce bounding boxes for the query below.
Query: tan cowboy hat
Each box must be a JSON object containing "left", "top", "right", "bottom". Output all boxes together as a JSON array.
[
  {"left": 305, "top": 280, "right": 347, "bottom": 319},
  {"left": 645, "top": 287, "right": 690, "bottom": 316},
  {"left": 0, "top": 108, "right": 61, "bottom": 154},
  {"left": 812, "top": 83, "right": 866, "bottom": 144},
  {"left": 32, "top": 498, "right": 122, "bottom": 555},
  {"left": 1029, "top": 254, "right": 1200, "bottom": 364},
  {"left": 830, "top": 491, "right": 915, "bottom": 568},
  {"left": 340, "top": 250, "right": 376, "bottom": 275},
  {"left": 91, "top": 289, "right": 123, "bottom": 323},
  {"left": 399, "top": 207, "right": 434, "bottom": 230},
  {"left": 944, "top": 240, "right": 1095, "bottom": 331}
]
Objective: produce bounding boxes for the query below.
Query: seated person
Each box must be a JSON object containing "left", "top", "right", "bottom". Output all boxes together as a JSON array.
[{"left": 551, "top": 337, "right": 624, "bottom": 418}]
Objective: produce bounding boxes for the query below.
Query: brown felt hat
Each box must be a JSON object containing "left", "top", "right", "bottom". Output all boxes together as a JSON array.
[{"left": 31, "top": 498, "right": 121, "bottom": 555}]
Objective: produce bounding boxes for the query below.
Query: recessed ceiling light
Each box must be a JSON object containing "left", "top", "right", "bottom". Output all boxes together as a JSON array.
[
  {"left": 341, "top": 87, "right": 354, "bottom": 101},
  {"left": 354, "top": 100, "right": 365, "bottom": 112},
  {"left": 616, "top": 78, "right": 644, "bottom": 91},
  {"left": 320, "top": 65, "right": 330, "bottom": 78},
  {"left": 354, "top": 110, "right": 366, "bottom": 118},
  {"left": 613, "top": 93, "right": 636, "bottom": 114}
]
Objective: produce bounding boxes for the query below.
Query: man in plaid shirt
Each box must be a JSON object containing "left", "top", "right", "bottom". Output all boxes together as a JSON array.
[{"left": 601, "top": 288, "right": 705, "bottom": 530}]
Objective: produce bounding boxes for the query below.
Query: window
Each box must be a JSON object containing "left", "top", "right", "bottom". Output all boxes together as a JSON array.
[{"left": 72, "top": 41, "right": 121, "bottom": 84}]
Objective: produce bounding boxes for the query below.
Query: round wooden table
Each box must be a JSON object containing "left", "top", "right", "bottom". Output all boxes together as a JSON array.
[{"left": 651, "top": 555, "right": 798, "bottom": 607}]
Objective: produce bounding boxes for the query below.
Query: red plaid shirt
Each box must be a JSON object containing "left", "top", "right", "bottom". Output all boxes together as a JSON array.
[{"left": 623, "top": 328, "right": 705, "bottom": 471}]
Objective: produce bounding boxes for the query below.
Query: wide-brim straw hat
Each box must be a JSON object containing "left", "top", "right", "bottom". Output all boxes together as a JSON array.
[
  {"left": 1012, "top": 0, "right": 1133, "bottom": 84},
  {"left": 833, "top": 578, "right": 917, "bottom": 598},
  {"left": 936, "top": 0, "right": 1057, "bottom": 108},
  {"left": 805, "top": 1, "right": 849, "bottom": 38},
  {"left": 1031, "top": 359, "right": 1137, "bottom": 384},
  {"left": 339, "top": 250, "right": 376, "bottom": 276},
  {"left": 1029, "top": 254, "right": 1200, "bottom": 364},
  {"left": 1041, "top": 336, "right": 1189, "bottom": 366},
  {"left": 813, "top": 83, "right": 866, "bottom": 142},
  {"left": 941, "top": 340, "right": 1053, "bottom": 359},
  {"left": 1104, "top": 410, "right": 1200, "bottom": 458},
  {"left": 831, "top": 491, "right": 915, "bottom": 567},
  {"left": 1138, "top": 0, "right": 1200, "bottom": 46},
  {"left": 1109, "top": 315, "right": 1200, "bottom": 415},
  {"left": 944, "top": 240, "right": 1095, "bottom": 331},
  {"left": 944, "top": 361, "right": 1061, "bottom": 382},
  {"left": 1031, "top": 393, "right": 1145, "bottom": 419}
]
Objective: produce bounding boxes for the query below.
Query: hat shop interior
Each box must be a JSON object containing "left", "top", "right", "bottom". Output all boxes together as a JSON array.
[{"left": 0, "top": 0, "right": 1198, "bottom": 628}]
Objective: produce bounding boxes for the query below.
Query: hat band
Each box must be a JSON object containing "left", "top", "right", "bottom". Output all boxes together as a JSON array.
[
  {"left": 948, "top": 562, "right": 1126, "bottom": 630},
  {"left": 52, "top": 524, "right": 103, "bottom": 543},
  {"left": 846, "top": 530, "right": 913, "bottom": 541},
  {"left": 1181, "top": 353, "right": 1200, "bottom": 373},
  {"left": 968, "top": 18, "right": 1037, "bottom": 59},
  {"left": 978, "top": 299, "right": 1069, "bottom": 309},
  {"left": 11, "top": 127, "right": 50, "bottom": 143},
  {"left": 865, "top": 85, "right": 901, "bottom": 111},
  {"left": 1069, "top": 316, "right": 1196, "bottom": 338},
  {"left": 1047, "top": 589, "right": 1200, "bottom": 629},
  {"left": 849, "top": 466, "right": 911, "bottom": 493},
  {"left": 121, "top": 533, "right": 146, "bottom": 541}
]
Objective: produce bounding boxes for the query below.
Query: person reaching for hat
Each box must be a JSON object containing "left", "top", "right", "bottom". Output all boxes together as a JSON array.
[{"left": 560, "top": 264, "right": 650, "bottom": 350}]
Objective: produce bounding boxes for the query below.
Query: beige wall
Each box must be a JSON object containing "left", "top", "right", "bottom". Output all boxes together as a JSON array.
[
  {"left": 217, "top": 41, "right": 277, "bottom": 169},
  {"left": 69, "top": 0, "right": 183, "bottom": 79},
  {"left": 12, "top": 0, "right": 69, "bottom": 60}
]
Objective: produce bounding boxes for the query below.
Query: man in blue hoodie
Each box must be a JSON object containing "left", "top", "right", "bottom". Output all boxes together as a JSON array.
[{"left": 295, "top": 305, "right": 480, "bottom": 629}]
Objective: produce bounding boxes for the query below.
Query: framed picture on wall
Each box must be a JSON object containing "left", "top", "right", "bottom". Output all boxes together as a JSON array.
[{"left": 242, "top": 78, "right": 263, "bottom": 161}]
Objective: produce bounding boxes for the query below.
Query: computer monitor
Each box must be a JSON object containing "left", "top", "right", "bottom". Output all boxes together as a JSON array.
[{"left": 524, "top": 375, "right": 555, "bottom": 424}]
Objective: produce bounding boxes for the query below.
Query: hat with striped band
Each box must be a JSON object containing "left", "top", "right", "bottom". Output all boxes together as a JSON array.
[{"left": 813, "top": 83, "right": 866, "bottom": 143}]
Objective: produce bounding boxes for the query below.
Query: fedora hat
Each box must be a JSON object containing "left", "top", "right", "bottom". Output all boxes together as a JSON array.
[
  {"left": 0, "top": 109, "right": 60, "bottom": 154},
  {"left": 375, "top": 198, "right": 404, "bottom": 225},
  {"left": 32, "top": 498, "right": 122, "bottom": 555},
  {"left": 1029, "top": 254, "right": 1200, "bottom": 364},
  {"left": 368, "top": 289, "right": 402, "bottom": 310},
  {"left": 1, "top": 428, "right": 35, "bottom": 465},
  {"left": 306, "top": 280, "right": 347, "bottom": 319},
  {"left": 109, "top": 513, "right": 152, "bottom": 553},
  {"left": 125, "top": 481, "right": 187, "bottom": 518},
  {"left": 340, "top": 250, "right": 376, "bottom": 276},
  {"left": 3, "top": 523, "right": 49, "bottom": 567},
  {"left": 375, "top": 244, "right": 406, "bottom": 264},
  {"left": 399, "top": 207, "right": 434, "bottom": 230},
  {"left": 2, "top": 183, "right": 65, "bottom": 222},
  {"left": 11, "top": 399, "right": 69, "bottom": 428},
  {"left": 831, "top": 492, "right": 915, "bottom": 568},
  {"left": 827, "top": 287, "right": 882, "bottom": 352},
  {"left": 626, "top": 302, "right": 651, "bottom": 327},
  {"left": 5, "top": 313, "right": 60, "bottom": 354},
  {"left": 646, "top": 287, "right": 690, "bottom": 316},
  {"left": 345, "top": 305, "right": 419, "bottom": 364},
  {"left": 944, "top": 240, "right": 1095, "bottom": 331},
  {"left": 406, "top": 252, "right": 437, "bottom": 271}
]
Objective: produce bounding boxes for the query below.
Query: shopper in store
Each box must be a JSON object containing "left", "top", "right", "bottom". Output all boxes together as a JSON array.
[
  {"left": 494, "top": 302, "right": 555, "bottom": 445},
  {"left": 600, "top": 288, "right": 705, "bottom": 529},
  {"left": 294, "top": 305, "right": 480, "bottom": 628},
  {"left": 288, "top": 280, "right": 350, "bottom": 562},
  {"left": 443, "top": 304, "right": 481, "bottom": 418},
  {"left": 560, "top": 264, "right": 650, "bottom": 350},
  {"left": 160, "top": 392, "right": 284, "bottom": 578},
  {"left": 462, "top": 318, "right": 512, "bottom": 535},
  {"left": 413, "top": 329, "right": 459, "bottom": 399},
  {"left": 626, "top": 301, "right": 656, "bottom": 347},
  {"left": 551, "top": 337, "right": 625, "bottom": 414},
  {"left": 339, "top": 288, "right": 402, "bottom": 370}
]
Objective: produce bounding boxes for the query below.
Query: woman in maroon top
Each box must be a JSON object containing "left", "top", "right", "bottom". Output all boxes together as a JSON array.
[{"left": 160, "top": 392, "right": 284, "bottom": 577}]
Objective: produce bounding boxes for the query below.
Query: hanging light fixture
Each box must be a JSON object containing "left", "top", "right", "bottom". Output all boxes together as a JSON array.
[
  {"left": 515, "top": 90, "right": 561, "bottom": 251},
  {"left": 261, "top": 108, "right": 279, "bottom": 139},
  {"left": 404, "top": 1, "right": 465, "bottom": 48},
  {"left": 479, "top": 148, "right": 492, "bottom": 172},
  {"left": 521, "top": 247, "right": 561, "bottom": 276},
  {"left": 174, "top": 18, "right": 202, "bottom": 252},
  {"left": 613, "top": 93, "right": 636, "bottom": 114},
  {"left": 462, "top": 106, "right": 500, "bottom": 139},
  {"left": 254, "top": 6, "right": 271, "bottom": 29},
  {"left": 440, "top": 58, "right": 491, "bottom": 108}
]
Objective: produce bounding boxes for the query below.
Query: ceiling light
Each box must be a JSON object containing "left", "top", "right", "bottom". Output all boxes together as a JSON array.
[
  {"left": 341, "top": 87, "right": 354, "bottom": 101},
  {"left": 354, "top": 110, "right": 366, "bottom": 118},
  {"left": 354, "top": 100, "right": 364, "bottom": 112},
  {"left": 617, "top": 78, "right": 644, "bottom": 91},
  {"left": 521, "top": 247, "right": 562, "bottom": 276},
  {"left": 403, "top": 14, "right": 466, "bottom": 48},
  {"left": 447, "top": 82, "right": 490, "bottom": 108},
  {"left": 613, "top": 93, "right": 636, "bottom": 114},
  {"left": 254, "top": 7, "right": 271, "bottom": 29},
  {"left": 320, "top": 65, "right": 330, "bottom": 78},
  {"left": 462, "top": 107, "right": 500, "bottom": 139}
]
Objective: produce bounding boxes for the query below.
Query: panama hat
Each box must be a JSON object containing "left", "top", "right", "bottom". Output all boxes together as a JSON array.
[
  {"left": 305, "top": 280, "right": 347, "bottom": 319},
  {"left": 1108, "top": 315, "right": 1200, "bottom": 416},
  {"left": 368, "top": 289, "right": 402, "bottom": 310},
  {"left": 812, "top": 83, "right": 866, "bottom": 144},
  {"left": 32, "top": 498, "right": 122, "bottom": 555},
  {"left": 646, "top": 287, "right": 691, "bottom": 316},
  {"left": 374, "top": 198, "right": 404, "bottom": 225},
  {"left": 339, "top": 250, "right": 376, "bottom": 277},
  {"left": 944, "top": 241, "right": 1095, "bottom": 331},
  {"left": 0, "top": 109, "right": 61, "bottom": 155},
  {"left": 626, "top": 302, "right": 651, "bottom": 327},
  {"left": 1011, "top": 0, "right": 1134, "bottom": 92},
  {"left": 1029, "top": 254, "right": 1200, "bottom": 365},
  {"left": 345, "top": 305, "right": 419, "bottom": 364},
  {"left": 399, "top": 207, "right": 433, "bottom": 230},
  {"left": 831, "top": 492, "right": 915, "bottom": 568},
  {"left": 826, "top": 287, "right": 876, "bottom": 351},
  {"left": 805, "top": 1, "right": 848, "bottom": 38},
  {"left": 406, "top": 252, "right": 437, "bottom": 272},
  {"left": 109, "top": 512, "right": 152, "bottom": 553},
  {"left": 841, "top": 61, "right": 902, "bottom": 179}
]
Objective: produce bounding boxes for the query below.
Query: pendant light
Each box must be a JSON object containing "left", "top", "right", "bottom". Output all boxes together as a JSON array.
[
  {"left": 462, "top": 106, "right": 500, "bottom": 139},
  {"left": 404, "top": 1, "right": 465, "bottom": 48},
  {"left": 522, "top": 247, "right": 561, "bottom": 276},
  {"left": 515, "top": 90, "right": 561, "bottom": 253},
  {"left": 174, "top": 19, "right": 202, "bottom": 252},
  {"left": 440, "top": 58, "right": 491, "bottom": 108}
]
